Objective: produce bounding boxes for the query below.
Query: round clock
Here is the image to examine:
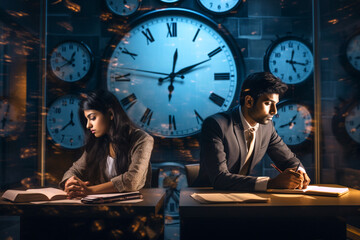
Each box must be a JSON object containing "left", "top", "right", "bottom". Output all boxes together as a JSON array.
[
  {"left": 47, "top": 95, "right": 84, "bottom": 149},
  {"left": 272, "top": 101, "right": 313, "bottom": 146},
  {"left": 345, "top": 102, "right": 360, "bottom": 144},
  {"left": 105, "top": 0, "right": 141, "bottom": 16},
  {"left": 264, "top": 36, "right": 313, "bottom": 84},
  {"left": 106, "top": 8, "right": 244, "bottom": 138},
  {"left": 340, "top": 31, "right": 360, "bottom": 77},
  {"left": 49, "top": 41, "right": 94, "bottom": 83},
  {"left": 197, "top": 0, "right": 242, "bottom": 14}
]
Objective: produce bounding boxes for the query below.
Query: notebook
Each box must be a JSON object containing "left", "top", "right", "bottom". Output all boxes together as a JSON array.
[{"left": 267, "top": 185, "right": 349, "bottom": 197}]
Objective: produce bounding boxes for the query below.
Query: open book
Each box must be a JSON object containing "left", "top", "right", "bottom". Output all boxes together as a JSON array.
[
  {"left": 191, "top": 193, "right": 270, "bottom": 203},
  {"left": 267, "top": 185, "right": 349, "bottom": 197},
  {"left": 1, "top": 188, "right": 67, "bottom": 202}
]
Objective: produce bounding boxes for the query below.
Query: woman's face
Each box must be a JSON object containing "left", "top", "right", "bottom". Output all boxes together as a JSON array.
[{"left": 84, "top": 109, "right": 112, "bottom": 138}]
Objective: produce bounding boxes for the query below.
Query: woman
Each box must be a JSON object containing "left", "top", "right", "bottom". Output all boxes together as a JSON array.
[{"left": 59, "top": 89, "right": 154, "bottom": 198}]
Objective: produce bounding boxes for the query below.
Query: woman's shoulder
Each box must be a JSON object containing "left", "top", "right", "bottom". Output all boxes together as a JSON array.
[{"left": 130, "top": 128, "right": 154, "bottom": 143}]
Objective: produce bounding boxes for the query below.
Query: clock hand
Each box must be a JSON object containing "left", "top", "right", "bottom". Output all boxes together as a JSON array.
[
  {"left": 69, "top": 51, "right": 76, "bottom": 62},
  {"left": 61, "top": 110, "right": 75, "bottom": 131},
  {"left": 291, "top": 50, "right": 294, "bottom": 61},
  {"left": 119, "top": 67, "right": 184, "bottom": 79},
  {"left": 167, "top": 49, "right": 178, "bottom": 102},
  {"left": 159, "top": 58, "right": 211, "bottom": 83},
  {"left": 291, "top": 61, "right": 307, "bottom": 66},
  {"left": 290, "top": 114, "right": 297, "bottom": 122}
]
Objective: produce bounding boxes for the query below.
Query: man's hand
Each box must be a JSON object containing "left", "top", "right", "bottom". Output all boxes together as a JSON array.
[
  {"left": 299, "top": 171, "right": 311, "bottom": 189},
  {"left": 267, "top": 168, "right": 304, "bottom": 189},
  {"left": 64, "top": 176, "right": 91, "bottom": 199}
]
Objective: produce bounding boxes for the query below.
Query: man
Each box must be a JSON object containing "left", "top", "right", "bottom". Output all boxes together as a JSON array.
[{"left": 195, "top": 72, "right": 310, "bottom": 191}]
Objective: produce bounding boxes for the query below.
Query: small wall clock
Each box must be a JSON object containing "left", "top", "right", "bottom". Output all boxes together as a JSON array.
[
  {"left": 264, "top": 36, "right": 313, "bottom": 85},
  {"left": 340, "top": 31, "right": 360, "bottom": 77},
  {"left": 105, "top": 0, "right": 141, "bottom": 16},
  {"left": 49, "top": 41, "right": 94, "bottom": 83},
  {"left": 106, "top": 8, "right": 244, "bottom": 138},
  {"left": 47, "top": 94, "right": 84, "bottom": 149},
  {"left": 333, "top": 100, "right": 360, "bottom": 146},
  {"left": 197, "top": 0, "right": 242, "bottom": 14},
  {"left": 272, "top": 100, "right": 313, "bottom": 146}
]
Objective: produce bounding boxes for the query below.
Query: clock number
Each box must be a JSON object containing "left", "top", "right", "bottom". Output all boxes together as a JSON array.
[
  {"left": 288, "top": 42, "right": 293, "bottom": 48},
  {"left": 192, "top": 28, "right": 201, "bottom": 42},
  {"left": 121, "top": 47, "right": 138, "bottom": 60},
  {"left": 167, "top": 22, "right": 177, "bottom": 38},
  {"left": 194, "top": 110, "right": 204, "bottom": 124},
  {"left": 55, "top": 107, "right": 61, "bottom": 114},
  {"left": 140, "top": 108, "right": 153, "bottom": 126},
  {"left": 209, "top": 93, "right": 225, "bottom": 107},
  {"left": 169, "top": 115, "right": 176, "bottom": 130},
  {"left": 121, "top": 93, "right": 137, "bottom": 110},
  {"left": 214, "top": 73, "right": 230, "bottom": 81},
  {"left": 208, "top": 47, "right": 222, "bottom": 58},
  {"left": 142, "top": 28, "right": 155, "bottom": 45}
]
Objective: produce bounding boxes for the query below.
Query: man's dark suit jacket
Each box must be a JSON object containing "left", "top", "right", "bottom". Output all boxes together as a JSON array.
[{"left": 195, "top": 106, "right": 303, "bottom": 191}]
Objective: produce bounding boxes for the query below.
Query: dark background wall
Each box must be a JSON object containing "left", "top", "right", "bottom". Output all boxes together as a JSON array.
[{"left": 0, "top": 0, "right": 359, "bottom": 190}]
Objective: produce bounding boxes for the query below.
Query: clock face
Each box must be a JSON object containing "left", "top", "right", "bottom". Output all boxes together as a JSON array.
[
  {"left": 345, "top": 33, "right": 360, "bottom": 73},
  {"left": 47, "top": 95, "right": 84, "bottom": 149},
  {"left": 197, "top": 0, "right": 242, "bottom": 14},
  {"left": 105, "top": 0, "right": 141, "bottom": 16},
  {"left": 49, "top": 41, "right": 93, "bottom": 82},
  {"left": 272, "top": 102, "right": 312, "bottom": 146},
  {"left": 106, "top": 9, "right": 242, "bottom": 138},
  {"left": 345, "top": 102, "right": 360, "bottom": 144},
  {"left": 264, "top": 37, "right": 314, "bottom": 84}
]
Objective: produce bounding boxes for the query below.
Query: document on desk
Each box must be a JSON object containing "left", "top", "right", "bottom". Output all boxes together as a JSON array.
[
  {"left": 81, "top": 191, "right": 143, "bottom": 204},
  {"left": 267, "top": 185, "right": 349, "bottom": 197},
  {"left": 191, "top": 193, "right": 270, "bottom": 204}
]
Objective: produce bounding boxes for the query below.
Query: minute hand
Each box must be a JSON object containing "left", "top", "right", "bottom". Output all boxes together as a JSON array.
[
  {"left": 175, "top": 58, "right": 211, "bottom": 76},
  {"left": 119, "top": 67, "right": 184, "bottom": 79}
]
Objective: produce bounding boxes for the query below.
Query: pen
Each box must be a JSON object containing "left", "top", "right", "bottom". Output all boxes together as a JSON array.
[
  {"left": 295, "top": 163, "right": 301, "bottom": 172},
  {"left": 270, "top": 163, "right": 282, "bottom": 173}
]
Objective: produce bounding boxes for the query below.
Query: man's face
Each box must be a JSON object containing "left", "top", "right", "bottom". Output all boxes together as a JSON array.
[{"left": 248, "top": 93, "right": 279, "bottom": 125}]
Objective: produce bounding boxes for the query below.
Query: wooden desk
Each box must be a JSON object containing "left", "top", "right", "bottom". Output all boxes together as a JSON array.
[
  {"left": 180, "top": 185, "right": 360, "bottom": 240},
  {"left": 0, "top": 188, "right": 165, "bottom": 240}
]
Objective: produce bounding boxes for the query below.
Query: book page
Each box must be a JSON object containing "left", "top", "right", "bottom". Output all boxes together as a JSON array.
[
  {"left": 26, "top": 188, "right": 67, "bottom": 199},
  {"left": 191, "top": 193, "right": 269, "bottom": 203},
  {"left": 85, "top": 191, "right": 140, "bottom": 199}
]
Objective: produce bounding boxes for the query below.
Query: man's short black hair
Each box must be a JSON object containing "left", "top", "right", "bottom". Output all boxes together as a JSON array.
[{"left": 239, "top": 72, "right": 288, "bottom": 106}]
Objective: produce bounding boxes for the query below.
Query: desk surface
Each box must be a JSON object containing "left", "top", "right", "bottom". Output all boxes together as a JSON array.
[
  {"left": 180, "top": 185, "right": 360, "bottom": 218},
  {"left": 0, "top": 188, "right": 165, "bottom": 218}
]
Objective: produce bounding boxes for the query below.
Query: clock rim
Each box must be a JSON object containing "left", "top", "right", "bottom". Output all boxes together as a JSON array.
[
  {"left": 273, "top": 99, "right": 314, "bottom": 148},
  {"left": 158, "top": 0, "right": 182, "bottom": 3},
  {"left": 105, "top": 0, "right": 142, "bottom": 17},
  {"left": 102, "top": 8, "right": 246, "bottom": 138},
  {"left": 46, "top": 93, "right": 85, "bottom": 150},
  {"left": 48, "top": 40, "right": 95, "bottom": 83},
  {"left": 196, "top": 0, "right": 243, "bottom": 15},
  {"left": 339, "top": 30, "right": 360, "bottom": 78},
  {"left": 332, "top": 98, "right": 360, "bottom": 146},
  {"left": 263, "top": 35, "right": 314, "bottom": 85}
]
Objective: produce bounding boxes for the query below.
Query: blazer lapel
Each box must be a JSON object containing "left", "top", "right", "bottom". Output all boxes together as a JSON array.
[{"left": 231, "top": 107, "right": 247, "bottom": 169}]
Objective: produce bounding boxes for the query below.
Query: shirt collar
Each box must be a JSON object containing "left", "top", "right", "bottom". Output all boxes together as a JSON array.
[{"left": 239, "top": 106, "right": 259, "bottom": 132}]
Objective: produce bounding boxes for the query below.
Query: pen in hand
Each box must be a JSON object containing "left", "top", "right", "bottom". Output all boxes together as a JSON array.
[{"left": 270, "top": 163, "right": 282, "bottom": 173}]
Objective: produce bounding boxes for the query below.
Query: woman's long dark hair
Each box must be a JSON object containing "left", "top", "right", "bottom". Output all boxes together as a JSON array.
[{"left": 79, "top": 89, "right": 135, "bottom": 183}]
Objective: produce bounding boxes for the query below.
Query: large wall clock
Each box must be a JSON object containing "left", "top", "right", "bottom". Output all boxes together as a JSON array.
[
  {"left": 46, "top": 94, "right": 84, "bottom": 149},
  {"left": 340, "top": 31, "right": 360, "bottom": 77},
  {"left": 264, "top": 36, "right": 313, "bottom": 85},
  {"left": 106, "top": 8, "right": 244, "bottom": 138},
  {"left": 49, "top": 40, "right": 94, "bottom": 83},
  {"left": 272, "top": 100, "right": 313, "bottom": 146}
]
